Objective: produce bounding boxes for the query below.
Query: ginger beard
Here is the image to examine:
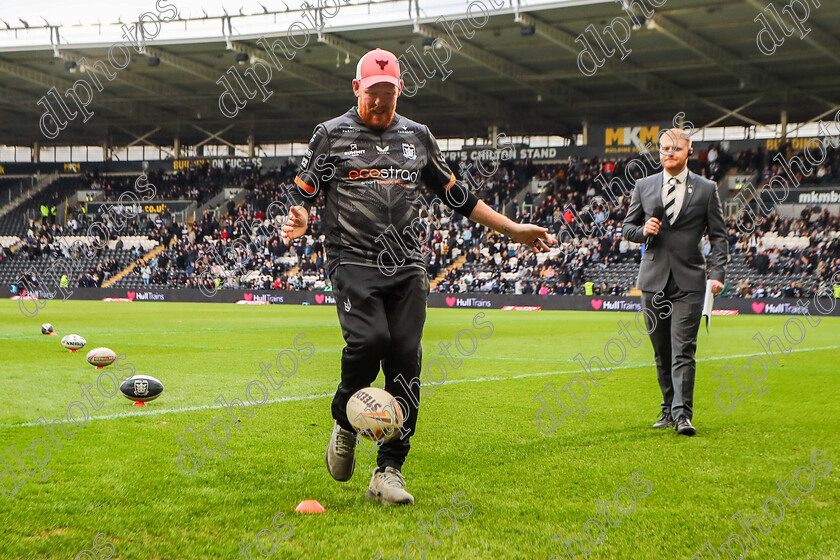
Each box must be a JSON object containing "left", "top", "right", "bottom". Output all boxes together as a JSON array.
[
  {"left": 359, "top": 103, "right": 395, "bottom": 130},
  {"left": 355, "top": 82, "right": 399, "bottom": 131}
]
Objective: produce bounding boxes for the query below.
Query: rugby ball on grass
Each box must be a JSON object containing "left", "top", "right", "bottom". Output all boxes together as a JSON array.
[
  {"left": 120, "top": 375, "right": 164, "bottom": 402},
  {"left": 86, "top": 347, "right": 116, "bottom": 367},
  {"left": 346, "top": 387, "right": 405, "bottom": 442},
  {"left": 41, "top": 323, "right": 53, "bottom": 334},
  {"left": 61, "top": 334, "right": 86, "bottom": 351}
]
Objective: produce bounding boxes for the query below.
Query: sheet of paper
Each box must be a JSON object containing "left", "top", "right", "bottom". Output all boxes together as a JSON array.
[{"left": 702, "top": 280, "right": 714, "bottom": 333}]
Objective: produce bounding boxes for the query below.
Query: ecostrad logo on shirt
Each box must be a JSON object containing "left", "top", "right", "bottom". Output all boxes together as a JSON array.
[{"left": 348, "top": 167, "right": 419, "bottom": 182}]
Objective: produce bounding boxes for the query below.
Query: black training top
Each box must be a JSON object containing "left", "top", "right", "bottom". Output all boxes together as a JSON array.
[{"left": 290, "top": 106, "right": 479, "bottom": 275}]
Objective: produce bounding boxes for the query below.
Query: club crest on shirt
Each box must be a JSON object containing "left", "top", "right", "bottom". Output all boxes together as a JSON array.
[{"left": 402, "top": 143, "right": 416, "bottom": 160}]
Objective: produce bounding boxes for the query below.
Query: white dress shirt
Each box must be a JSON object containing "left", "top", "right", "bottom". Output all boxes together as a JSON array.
[{"left": 661, "top": 167, "right": 689, "bottom": 224}]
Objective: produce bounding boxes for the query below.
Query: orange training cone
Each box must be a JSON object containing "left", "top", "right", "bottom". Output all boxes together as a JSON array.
[{"left": 295, "top": 500, "right": 325, "bottom": 514}]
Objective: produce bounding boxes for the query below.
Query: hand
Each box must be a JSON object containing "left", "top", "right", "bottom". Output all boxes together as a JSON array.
[
  {"left": 280, "top": 206, "right": 309, "bottom": 244},
  {"left": 508, "top": 223, "right": 556, "bottom": 252},
  {"left": 710, "top": 279, "right": 724, "bottom": 295},
  {"left": 643, "top": 217, "right": 661, "bottom": 236}
]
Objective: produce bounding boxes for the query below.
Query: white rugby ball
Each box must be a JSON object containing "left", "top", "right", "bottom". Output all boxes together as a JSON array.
[
  {"left": 346, "top": 387, "right": 405, "bottom": 442},
  {"left": 61, "top": 334, "right": 87, "bottom": 351},
  {"left": 41, "top": 323, "right": 53, "bottom": 334},
  {"left": 86, "top": 347, "right": 117, "bottom": 367}
]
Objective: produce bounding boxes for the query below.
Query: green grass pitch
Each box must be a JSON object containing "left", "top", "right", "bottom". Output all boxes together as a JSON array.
[{"left": 1, "top": 299, "right": 838, "bottom": 559}]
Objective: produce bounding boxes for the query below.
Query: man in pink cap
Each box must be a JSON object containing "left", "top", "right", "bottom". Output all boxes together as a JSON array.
[{"left": 283, "top": 48, "right": 554, "bottom": 505}]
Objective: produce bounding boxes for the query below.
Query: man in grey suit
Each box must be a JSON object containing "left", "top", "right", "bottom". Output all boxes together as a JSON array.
[{"left": 623, "top": 129, "right": 728, "bottom": 436}]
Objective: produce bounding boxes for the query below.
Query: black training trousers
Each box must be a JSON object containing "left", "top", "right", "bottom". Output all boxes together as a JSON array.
[{"left": 329, "top": 263, "right": 428, "bottom": 470}]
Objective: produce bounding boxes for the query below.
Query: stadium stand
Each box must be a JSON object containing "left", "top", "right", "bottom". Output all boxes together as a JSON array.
[
  {"left": 429, "top": 144, "right": 839, "bottom": 298},
  {"left": 1, "top": 144, "right": 838, "bottom": 298}
]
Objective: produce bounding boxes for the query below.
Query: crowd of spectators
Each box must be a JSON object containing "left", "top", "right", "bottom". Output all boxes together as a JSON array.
[
  {"left": 3, "top": 145, "right": 839, "bottom": 298},
  {"left": 427, "top": 206, "right": 838, "bottom": 297},
  {"left": 86, "top": 163, "right": 260, "bottom": 204},
  {"left": 732, "top": 141, "right": 840, "bottom": 187},
  {"left": 428, "top": 144, "right": 839, "bottom": 298},
  {"left": 13, "top": 230, "right": 125, "bottom": 289},
  {"left": 422, "top": 148, "right": 722, "bottom": 295},
  {"left": 143, "top": 206, "right": 317, "bottom": 291}
]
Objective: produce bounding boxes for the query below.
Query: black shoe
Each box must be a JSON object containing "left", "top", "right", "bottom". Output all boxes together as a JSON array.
[
  {"left": 675, "top": 417, "right": 696, "bottom": 436},
  {"left": 652, "top": 412, "right": 674, "bottom": 428}
]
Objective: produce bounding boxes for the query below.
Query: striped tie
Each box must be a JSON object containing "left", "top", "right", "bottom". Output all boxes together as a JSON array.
[{"left": 664, "top": 177, "right": 678, "bottom": 224}]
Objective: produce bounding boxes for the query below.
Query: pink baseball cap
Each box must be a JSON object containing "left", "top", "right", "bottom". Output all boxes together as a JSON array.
[{"left": 355, "top": 48, "right": 402, "bottom": 90}]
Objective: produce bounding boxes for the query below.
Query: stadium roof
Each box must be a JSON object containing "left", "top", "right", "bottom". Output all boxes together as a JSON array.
[{"left": 0, "top": 0, "right": 838, "bottom": 149}]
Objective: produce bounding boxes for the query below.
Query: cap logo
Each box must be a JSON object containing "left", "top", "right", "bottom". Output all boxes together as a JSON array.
[{"left": 375, "top": 59, "right": 389, "bottom": 70}]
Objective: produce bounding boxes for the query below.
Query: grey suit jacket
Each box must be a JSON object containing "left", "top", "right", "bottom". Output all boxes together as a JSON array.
[{"left": 623, "top": 171, "right": 728, "bottom": 293}]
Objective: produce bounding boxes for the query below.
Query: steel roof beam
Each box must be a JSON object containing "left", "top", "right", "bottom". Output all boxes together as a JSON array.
[
  {"left": 412, "top": 22, "right": 583, "bottom": 106},
  {"left": 0, "top": 57, "right": 168, "bottom": 120},
  {"left": 653, "top": 14, "right": 835, "bottom": 109},
  {"left": 744, "top": 0, "right": 840, "bottom": 65}
]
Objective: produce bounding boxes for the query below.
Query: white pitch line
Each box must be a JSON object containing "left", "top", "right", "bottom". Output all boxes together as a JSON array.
[
  {"left": 442, "top": 345, "right": 840, "bottom": 385},
  {"left": 2, "top": 393, "right": 335, "bottom": 429},
  {"left": 1, "top": 345, "right": 837, "bottom": 429}
]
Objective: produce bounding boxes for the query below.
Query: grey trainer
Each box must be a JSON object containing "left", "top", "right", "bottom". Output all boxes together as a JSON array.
[
  {"left": 325, "top": 421, "right": 356, "bottom": 481},
  {"left": 365, "top": 466, "right": 415, "bottom": 505}
]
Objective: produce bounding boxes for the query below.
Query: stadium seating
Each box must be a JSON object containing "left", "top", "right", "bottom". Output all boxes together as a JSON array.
[
  {"left": 1, "top": 247, "right": 130, "bottom": 288},
  {"left": 0, "top": 177, "right": 33, "bottom": 207},
  {"left": 0, "top": 177, "right": 85, "bottom": 236},
  {"left": 1, "top": 148, "right": 838, "bottom": 298}
]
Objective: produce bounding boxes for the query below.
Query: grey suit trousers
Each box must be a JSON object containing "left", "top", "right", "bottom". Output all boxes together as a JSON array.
[{"left": 642, "top": 273, "right": 704, "bottom": 420}]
